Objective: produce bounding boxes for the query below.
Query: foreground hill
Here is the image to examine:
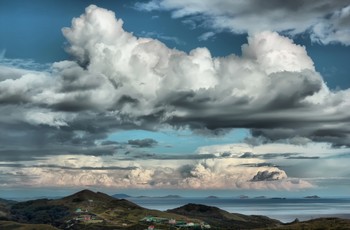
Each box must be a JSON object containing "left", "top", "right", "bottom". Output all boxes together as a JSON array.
[
  {"left": 0, "top": 220, "right": 58, "bottom": 230},
  {"left": 1, "top": 190, "right": 349, "bottom": 229},
  {"left": 168, "top": 203, "right": 280, "bottom": 229},
  {"left": 6, "top": 190, "right": 199, "bottom": 229},
  {"left": 268, "top": 217, "right": 350, "bottom": 230},
  {"left": 0, "top": 198, "right": 17, "bottom": 221}
]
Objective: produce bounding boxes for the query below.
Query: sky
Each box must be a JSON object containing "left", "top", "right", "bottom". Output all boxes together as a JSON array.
[{"left": 1, "top": 0, "right": 350, "bottom": 198}]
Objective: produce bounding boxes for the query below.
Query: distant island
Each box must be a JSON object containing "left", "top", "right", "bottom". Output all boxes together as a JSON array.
[
  {"left": 136, "top": 194, "right": 182, "bottom": 199},
  {"left": 239, "top": 195, "right": 249, "bottom": 199},
  {"left": 304, "top": 195, "right": 320, "bottom": 199},
  {"left": 160, "top": 195, "right": 182, "bottom": 199},
  {"left": 112, "top": 193, "right": 131, "bottom": 199},
  {"left": 206, "top": 196, "right": 219, "bottom": 199}
]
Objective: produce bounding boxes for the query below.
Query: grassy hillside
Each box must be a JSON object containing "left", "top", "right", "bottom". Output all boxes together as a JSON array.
[
  {"left": 7, "top": 190, "right": 201, "bottom": 229},
  {"left": 0, "top": 198, "right": 17, "bottom": 221},
  {"left": 2, "top": 190, "right": 350, "bottom": 229},
  {"left": 0, "top": 220, "right": 58, "bottom": 230},
  {"left": 168, "top": 203, "right": 281, "bottom": 229},
  {"left": 268, "top": 218, "right": 350, "bottom": 230}
]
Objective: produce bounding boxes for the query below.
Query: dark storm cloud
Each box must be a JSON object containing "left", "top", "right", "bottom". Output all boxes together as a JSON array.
[
  {"left": 161, "top": 71, "right": 347, "bottom": 144},
  {"left": 178, "top": 164, "right": 194, "bottom": 178},
  {"left": 117, "top": 95, "right": 139, "bottom": 106},
  {"left": 240, "top": 163, "right": 277, "bottom": 167},
  {"left": 0, "top": 163, "right": 23, "bottom": 167},
  {"left": 39, "top": 165, "right": 137, "bottom": 171},
  {"left": 0, "top": 146, "right": 118, "bottom": 162},
  {"left": 251, "top": 170, "right": 282, "bottom": 181},
  {"left": 0, "top": 173, "right": 33, "bottom": 185},
  {"left": 239, "top": 152, "right": 256, "bottom": 158},
  {"left": 100, "top": 140, "right": 119, "bottom": 145},
  {"left": 51, "top": 99, "right": 98, "bottom": 112},
  {"left": 117, "top": 152, "right": 216, "bottom": 161},
  {"left": 250, "top": 125, "right": 350, "bottom": 147},
  {"left": 128, "top": 138, "right": 158, "bottom": 148},
  {"left": 152, "top": 153, "right": 216, "bottom": 160},
  {"left": 261, "top": 153, "right": 299, "bottom": 159},
  {"left": 287, "top": 156, "right": 320, "bottom": 159},
  {"left": 238, "top": 151, "right": 319, "bottom": 161},
  {"left": 0, "top": 163, "right": 136, "bottom": 171},
  {"left": 0, "top": 120, "right": 124, "bottom": 161},
  {"left": 239, "top": 152, "right": 301, "bottom": 160}
]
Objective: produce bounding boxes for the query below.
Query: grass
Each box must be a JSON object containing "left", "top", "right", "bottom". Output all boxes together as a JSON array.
[
  {"left": 256, "top": 218, "right": 350, "bottom": 230},
  {"left": 0, "top": 220, "right": 58, "bottom": 230}
]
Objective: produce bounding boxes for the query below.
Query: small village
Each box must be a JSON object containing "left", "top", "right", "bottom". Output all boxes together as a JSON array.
[
  {"left": 65, "top": 203, "right": 211, "bottom": 230},
  {"left": 141, "top": 215, "right": 211, "bottom": 229},
  {"left": 62, "top": 197, "right": 211, "bottom": 230},
  {"left": 65, "top": 205, "right": 105, "bottom": 229}
]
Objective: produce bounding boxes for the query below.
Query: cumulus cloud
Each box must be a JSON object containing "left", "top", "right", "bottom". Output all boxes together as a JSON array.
[
  {"left": 178, "top": 158, "right": 312, "bottom": 190},
  {"left": 287, "top": 156, "right": 320, "bottom": 159},
  {"left": 135, "top": 0, "right": 350, "bottom": 45},
  {"left": 195, "top": 142, "right": 350, "bottom": 186},
  {"left": 0, "top": 153, "right": 313, "bottom": 190},
  {"left": 0, "top": 141, "right": 324, "bottom": 190},
  {"left": 0, "top": 5, "right": 349, "bottom": 149},
  {"left": 197, "top": 142, "right": 350, "bottom": 158},
  {"left": 0, "top": 3, "right": 350, "bottom": 181}
]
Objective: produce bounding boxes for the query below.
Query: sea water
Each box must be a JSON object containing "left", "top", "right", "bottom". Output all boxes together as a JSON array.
[{"left": 128, "top": 197, "right": 350, "bottom": 223}]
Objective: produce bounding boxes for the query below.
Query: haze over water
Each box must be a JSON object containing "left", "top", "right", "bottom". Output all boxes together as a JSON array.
[{"left": 128, "top": 197, "right": 350, "bottom": 223}]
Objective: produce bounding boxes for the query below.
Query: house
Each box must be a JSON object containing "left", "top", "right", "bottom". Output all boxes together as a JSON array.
[
  {"left": 203, "top": 224, "right": 211, "bottom": 229},
  {"left": 141, "top": 216, "right": 156, "bottom": 222},
  {"left": 82, "top": 215, "right": 91, "bottom": 221},
  {"left": 169, "top": 219, "right": 176, "bottom": 224}
]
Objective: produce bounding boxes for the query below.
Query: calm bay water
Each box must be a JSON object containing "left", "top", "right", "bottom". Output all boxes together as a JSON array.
[{"left": 128, "top": 197, "right": 350, "bottom": 223}]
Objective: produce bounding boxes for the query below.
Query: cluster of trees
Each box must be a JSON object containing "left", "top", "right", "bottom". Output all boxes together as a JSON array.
[{"left": 10, "top": 200, "right": 69, "bottom": 227}]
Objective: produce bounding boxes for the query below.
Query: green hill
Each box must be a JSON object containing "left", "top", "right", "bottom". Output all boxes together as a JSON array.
[
  {"left": 0, "top": 220, "right": 58, "bottom": 230},
  {"left": 269, "top": 218, "right": 350, "bottom": 230},
  {"left": 7, "top": 190, "right": 198, "bottom": 229},
  {"left": 1, "top": 190, "right": 349, "bottom": 229},
  {"left": 168, "top": 203, "right": 280, "bottom": 229}
]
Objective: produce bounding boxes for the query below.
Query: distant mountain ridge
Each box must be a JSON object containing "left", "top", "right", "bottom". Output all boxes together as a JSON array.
[
  {"left": 304, "top": 195, "right": 320, "bottom": 199},
  {"left": 112, "top": 193, "right": 131, "bottom": 199},
  {"left": 135, "top": 194, "right": 183, "bottom": 198},
  {"left": 206, "top": 195, "right": 218, "bottom": 199}
]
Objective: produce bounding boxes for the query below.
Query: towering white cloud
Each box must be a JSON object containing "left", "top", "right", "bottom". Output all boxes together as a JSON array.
[{"left": 0, "top": 152, "right": 313, "bottom": 190}]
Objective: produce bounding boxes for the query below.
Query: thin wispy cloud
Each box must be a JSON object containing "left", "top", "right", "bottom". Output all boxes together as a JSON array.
[{"left": 135, "top": 0, "right": 350, "bottom": 45}]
